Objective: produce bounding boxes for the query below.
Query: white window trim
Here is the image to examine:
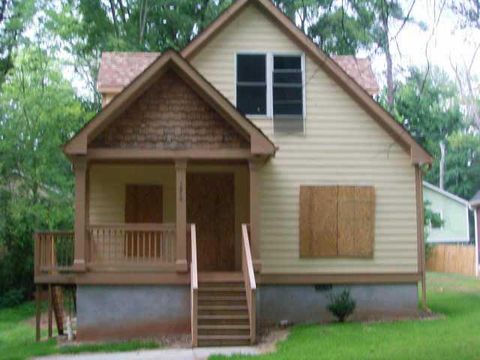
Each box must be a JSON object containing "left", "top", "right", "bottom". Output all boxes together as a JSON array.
[{"left": 234, "top": 51, "right": 306, "bottom": 134}]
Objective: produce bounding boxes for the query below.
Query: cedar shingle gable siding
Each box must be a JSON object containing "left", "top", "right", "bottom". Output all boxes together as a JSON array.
[{"left": 91, "top": 71, "right": 249, "bottom": 150}]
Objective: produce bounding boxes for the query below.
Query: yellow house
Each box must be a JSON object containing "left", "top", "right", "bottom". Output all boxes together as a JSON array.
[{"left": 34, "top": 0, "right": 432, "bottom": 346}]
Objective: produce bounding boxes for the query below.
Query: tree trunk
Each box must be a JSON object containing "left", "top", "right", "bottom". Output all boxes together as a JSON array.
[
  {"left": 439, "top": 140, "right": 446, "bottom": 190},
  {"left": 380, "top": 8, "right": 394, "bottom": 109}
]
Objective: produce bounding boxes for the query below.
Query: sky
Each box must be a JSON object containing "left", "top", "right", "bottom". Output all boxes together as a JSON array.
[{"left": 370, "top": 0, "right": 480, "bottom": 86}]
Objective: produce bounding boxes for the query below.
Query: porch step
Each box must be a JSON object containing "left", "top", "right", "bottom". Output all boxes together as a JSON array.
[
  {"left": 196, "top": 277, "right": 252, "bottom": 346},
  {"left": 199, "top": 287, "right": 245, "bottom": 292},
  {"left": 199, "top": 305, "right": 248, "bottom": 310},
  {"left": 197, "top": 335, "right": 251, "bottom": 347},
  {"left": 198, "top": 272, "right": 243, "bottom": 283},
  {"left": 198, "top": 324, "right": 250, "bottom": 336}
]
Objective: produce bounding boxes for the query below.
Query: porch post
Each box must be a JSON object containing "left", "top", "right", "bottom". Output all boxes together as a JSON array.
[
  {"left": 73, "top": 156, "right": 87, "bottom": 271},
  {"left": 175, "top": 159, "right": 188, "bottom": 272},
  {"left": 249, "top": 159, "right": 262, "bottom": 271}
]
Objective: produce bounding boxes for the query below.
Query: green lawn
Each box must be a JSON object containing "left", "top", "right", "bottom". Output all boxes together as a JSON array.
[
  {"left": 1, "top": 273, "right": 479, "bottom": 360},
  {"left": 0, "top": 302, "right": 160, "bottom": 360},
  {"left": 211, "top": 273, "right": 480, "bottom": 360}
]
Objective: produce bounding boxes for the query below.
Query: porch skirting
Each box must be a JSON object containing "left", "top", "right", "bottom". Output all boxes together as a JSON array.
[
  {"left": 256, "top": 283, "right": 419, "bottom": 329},
  {"left": 76, "top": 285, "right": 190, "bottom": 341}
]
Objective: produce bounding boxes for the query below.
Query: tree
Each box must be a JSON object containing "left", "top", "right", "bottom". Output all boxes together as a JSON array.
[
  {"left": 0, "top": 47, "right": 90, "bottom": 305},
  {"left": 0, "top": 0, "right": 36, "bottom": 85},
  {"left": 392, "top": 67, "right": 464, "bottom": 189},
  {"left": 45, "top": 0, "right": 233, "bottom": 107}
]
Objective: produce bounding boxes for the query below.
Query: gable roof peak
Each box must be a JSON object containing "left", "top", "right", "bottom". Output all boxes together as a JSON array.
[{"left": 65, "top": 50, "right": 275, "bottom": 156}]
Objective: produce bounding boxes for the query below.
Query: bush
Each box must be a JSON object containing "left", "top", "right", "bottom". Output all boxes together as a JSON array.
[
  {"left": 0, "top": 288, "right": 24, "bottom": 308},
  {"left": 327, "top": 289, "right": 356, "bottom": 322}
]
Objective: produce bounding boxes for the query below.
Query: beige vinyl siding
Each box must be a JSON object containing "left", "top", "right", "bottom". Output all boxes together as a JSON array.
[
  {"left": 89, "top": 164, "right": 176, "bottom": 224},
  {"left": 191, "top": 4, "right": 418, "bottom": 274}
]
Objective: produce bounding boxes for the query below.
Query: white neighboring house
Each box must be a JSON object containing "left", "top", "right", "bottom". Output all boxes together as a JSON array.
[{"left": 423, "top": 181, "right": 470, "bottom": 243}]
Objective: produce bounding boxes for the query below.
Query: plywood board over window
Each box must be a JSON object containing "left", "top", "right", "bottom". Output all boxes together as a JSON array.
[{"left": 299, "top": 185, "right": 375, "bottom": 258}]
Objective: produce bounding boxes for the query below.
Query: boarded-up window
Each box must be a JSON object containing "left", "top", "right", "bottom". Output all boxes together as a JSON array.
[{"left": 299, "top": 185, "right": 375, "bottom": 258}]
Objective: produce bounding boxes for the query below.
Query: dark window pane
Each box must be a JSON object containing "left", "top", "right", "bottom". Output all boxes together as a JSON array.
[
  {"left": 273, "top": 71, "right": 302, "bottom": 83},
  {"left": 274, "top": 56, "right": 301, "bottom": 70},
  {"left": 237, "top": 54, "right": 266, "bottom": 82},
  {"left": 237, "top": 85, "right": 266, "bottom": 115},
  {"left": 273, "top": 102, "right": 303, "bottom": 115},
  {"left": 273, "top": 87, "right": 302, "bottom": 102}
]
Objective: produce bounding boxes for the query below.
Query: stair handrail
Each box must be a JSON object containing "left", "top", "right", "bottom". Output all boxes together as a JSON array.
[
  {"left": 190, "top": 224, "right": 198, "bottom": 347},
  {"left": 241, "top": 223, "right": 256, "bottom": 344}
]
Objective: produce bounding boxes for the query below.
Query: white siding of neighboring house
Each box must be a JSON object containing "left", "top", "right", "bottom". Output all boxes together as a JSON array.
[
  {"left": 423, "top": 184, "right": 470, "bottom": 243},
  {"left": 191, "top": 4, "right": 418, "bottom": 274}
]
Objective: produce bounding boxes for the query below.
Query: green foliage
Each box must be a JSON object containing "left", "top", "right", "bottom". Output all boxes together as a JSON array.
[
  {"left": 443, "top": 132, "right": 480, "bottom": 200},
  {"left": 0, "top": 47, "right": 91, "bottom": 303},
  {"left": 0, "top": 302, "right": 161, "bottom": 360},
  {"left": 327, "top": 289, "right": 356, "bottom": 323},
  {"left": 0, "top": 288, "right": 24, "bottom": 309},
  {"left": 0, "top": 0, "right": 36, "bottom": 85},
  {"left": 393, "top": 67, "right": 463, "bottom": 149},
  {"left": 392, "top": 66, "right": 480, "bottom": 201},
  {"left": 44, "top": 0, "right": 233, "bottom": 105},
  {"left": 424, "top": 200, "right": 443, "bottom": 260}
]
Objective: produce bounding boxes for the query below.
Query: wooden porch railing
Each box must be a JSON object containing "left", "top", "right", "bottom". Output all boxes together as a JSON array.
[
  {"left": 241, "top": 223, "right": 256, "bottom": 344},
  {"left": 190, "top": 224, "right": 198, "bottom": 347},
  {"left": 87, "top": 223, "right": 176, "bottom": 269},
  {"left": 35, "top": 231, "right": 75, "bottom": 274}
]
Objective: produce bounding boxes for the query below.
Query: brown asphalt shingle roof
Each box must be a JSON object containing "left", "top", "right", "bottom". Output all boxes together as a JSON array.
[{"left": 97, "top": 52, "right": 379, "bottom": 96}]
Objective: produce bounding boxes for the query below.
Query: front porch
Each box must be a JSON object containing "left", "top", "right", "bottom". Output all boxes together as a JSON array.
[
  {"left": 34, "top": 161, "right": 260, "bottom": 345},
  {"left": 34, "top": 160, "right": 260, "bottom": 279}
]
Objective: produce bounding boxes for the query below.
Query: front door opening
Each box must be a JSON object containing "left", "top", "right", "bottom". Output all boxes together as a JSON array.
[{"left": 187, "top": 173, "right": 235, "bottom": 271}]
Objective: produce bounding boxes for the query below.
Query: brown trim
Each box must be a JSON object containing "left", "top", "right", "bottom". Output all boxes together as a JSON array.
[
  {"left": 35, "top": 271, "right": 420, "bottom": 285},
  {"left": 64, "top": 50, "right": 275, "bottom": 157},
  {"left": 73, "top": 156, "right": 87, "bottom": 271},
  {"left": 86, "top": 148, "right": 256, "bottom": 161},
  {"left": 35, "top": 285, "right": 41, "bottom": 342},
  {"left": 258, "top": 273, "right": 420, "bottom": 285},
  {"left": 415, "top": 165, "right": 427, "bottom": 309},
  {"left": 35, "top": 272, "right": 190, "bottom": 285},
  {"left": 176, "top": 159, "right": 188, "bottom": 272},
  {"left": 249, "top": 160, "right": 262, "bottom": 271},
  {"left": 181, "top": 0, "right": 432, "bottom": 165}
]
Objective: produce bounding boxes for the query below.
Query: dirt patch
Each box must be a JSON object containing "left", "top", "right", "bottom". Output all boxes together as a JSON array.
[{"left": 256, "top": 328, "right": 290, "bottom": 354}]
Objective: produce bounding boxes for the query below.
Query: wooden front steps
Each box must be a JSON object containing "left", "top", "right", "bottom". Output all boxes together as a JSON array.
[{"left": 197, "top": 278, "right": 251, "bottom": 346}]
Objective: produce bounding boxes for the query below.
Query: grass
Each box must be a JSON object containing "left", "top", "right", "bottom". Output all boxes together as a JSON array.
[
  {"left": 1, "top": 273, "right": 479, "bottom": 359},
  {"left": 0, "top": 302, "right": 161, "bottom": 360},
  {"left": 210, "top": 272, "right": 480, "bottom": 360}
]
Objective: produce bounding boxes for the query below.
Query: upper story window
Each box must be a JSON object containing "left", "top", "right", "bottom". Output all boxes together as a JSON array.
[
  {"left": 236, "top": 54, "right": 267, "bottom": 115},
  {"left": 273, "top": 55, "right": 303, "bottom": 133},
  {"left": 236, "top": 53, "right": 305, "bottom": 134}
]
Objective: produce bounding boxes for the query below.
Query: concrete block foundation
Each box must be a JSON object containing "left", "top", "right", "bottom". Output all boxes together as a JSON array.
[
  {"left": 257, "top": 283, "right": 419, "bottom": 328},
  {"left": 75, "top": 283, "right": 419, "bottom": 341},
  {"left": 76, "top": 285, "right": 190, "bottom": 341}
]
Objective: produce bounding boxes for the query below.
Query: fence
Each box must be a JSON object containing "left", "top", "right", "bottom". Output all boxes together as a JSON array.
[{"left": 426, "top": 244, "right": 477, "bottom": 276}]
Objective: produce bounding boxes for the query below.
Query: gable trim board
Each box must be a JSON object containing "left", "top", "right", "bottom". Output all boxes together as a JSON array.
[
  {"left": 181, "top": 0, "right": 432, "bottom": 165},
  {"left": 64, "top": 50, "right": 275, "bottom": 157}
]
